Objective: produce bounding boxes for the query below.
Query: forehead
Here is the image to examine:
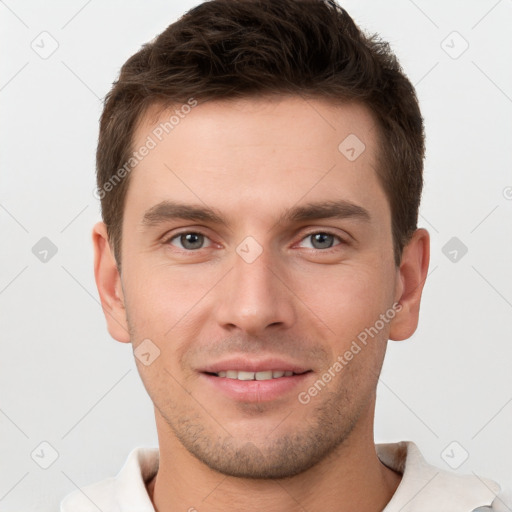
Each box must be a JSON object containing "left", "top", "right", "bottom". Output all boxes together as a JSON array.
[
  {"left": 125, "top": 95, "right": 388, "bottom": 226},
  {"left": 136, "top": 95, "right": 379, "bottom": 161}
]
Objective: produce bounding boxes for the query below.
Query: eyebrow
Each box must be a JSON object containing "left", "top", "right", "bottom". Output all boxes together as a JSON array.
[
  {"left": 278, "top": 199, "right": 371, "bottom": 224},
  {"left": 140, "top": 199, "right": 371, "bottom": 229}
]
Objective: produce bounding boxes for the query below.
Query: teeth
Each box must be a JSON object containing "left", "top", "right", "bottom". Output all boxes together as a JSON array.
[
  {"left": 215, "top": 370, "right": 297, "bottom": 380},
  {"left": 237, "top": 371, "right": 255, "bottom": 381},
  {"left": 255, "top": 371, "right": 273, "bottom": 380}
]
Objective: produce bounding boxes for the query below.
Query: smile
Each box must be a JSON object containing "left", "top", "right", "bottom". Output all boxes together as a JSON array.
[{"left": 210, "top": 370, "right": 309, "bottom": 380}]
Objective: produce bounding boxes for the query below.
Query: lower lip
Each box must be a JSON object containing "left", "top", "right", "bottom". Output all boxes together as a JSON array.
[{"left": 200, "top": 372, "right": 312, "bottom": 402}]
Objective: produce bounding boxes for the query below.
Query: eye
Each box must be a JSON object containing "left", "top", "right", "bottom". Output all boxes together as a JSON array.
[
  {"left": 167, "top": 232, "right": 212, "bottom": 250},
  {"left": 298, "top": 232, "right": 343, "bottom": 250}
]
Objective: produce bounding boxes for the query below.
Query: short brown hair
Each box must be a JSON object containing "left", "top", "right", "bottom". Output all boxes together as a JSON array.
[{"left": 96, "top": 0, "right": 425, "bottom": 270}]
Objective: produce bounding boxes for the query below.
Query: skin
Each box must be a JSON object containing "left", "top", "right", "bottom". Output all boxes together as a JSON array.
[{"left": 93, "top": 95, "right": 429, "bottom": 512}]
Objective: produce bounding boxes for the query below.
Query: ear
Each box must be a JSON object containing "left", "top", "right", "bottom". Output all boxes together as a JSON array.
[
  {"left": 92, "top": 221, "right": 131, "bottom": 343},
  {"left": 389, "top": 228, "right": 430, "bottom": 341}
]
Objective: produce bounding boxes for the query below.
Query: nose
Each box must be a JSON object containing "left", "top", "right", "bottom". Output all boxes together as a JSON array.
[{"left": 214, "top": 243, "right": 297, "bottom": 335}]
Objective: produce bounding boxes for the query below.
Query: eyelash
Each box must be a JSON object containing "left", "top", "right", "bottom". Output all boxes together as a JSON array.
[{"left": 163, "top": 230, "right": 347, "bottom": 252}]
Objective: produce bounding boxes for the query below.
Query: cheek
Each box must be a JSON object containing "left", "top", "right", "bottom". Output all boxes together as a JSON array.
[
  {"left": 123, "top": 260, "right": 221, "bottom": 370},
  {"left": 124, "top": 261, "right": 206, "bottom": 321},
  {"left": 291, "top": 261, "right": 395, "bottom": 348}
]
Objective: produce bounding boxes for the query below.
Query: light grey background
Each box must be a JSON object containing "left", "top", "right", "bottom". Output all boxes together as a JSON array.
[{"left": 1, "top": 1, "right": 511, "bottom": 510}]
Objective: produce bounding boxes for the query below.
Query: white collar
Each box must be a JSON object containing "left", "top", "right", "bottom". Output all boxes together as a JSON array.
[{"left": 376, "top": 441, "right": 500, "bottom": 511}]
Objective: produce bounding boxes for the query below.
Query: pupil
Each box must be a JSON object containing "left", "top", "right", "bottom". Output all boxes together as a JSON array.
[
  {"left": 313, "top": 233, "right": 333, "bottom": 249},
  {"left": 182, "top": 233, "right": 203, "bottom": 249}
]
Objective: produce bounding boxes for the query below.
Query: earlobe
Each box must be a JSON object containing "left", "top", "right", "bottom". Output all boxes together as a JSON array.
[
  {"left": 92, "top": 221, "right": 131, "bottom": 343},
  {"left": 389, "top": 228, "right": 430, "bottom": 341}
]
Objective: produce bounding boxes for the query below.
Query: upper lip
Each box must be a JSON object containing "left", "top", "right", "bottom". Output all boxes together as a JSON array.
[{"left": 199, "top": 357, "right": 311, "bottom": 374}]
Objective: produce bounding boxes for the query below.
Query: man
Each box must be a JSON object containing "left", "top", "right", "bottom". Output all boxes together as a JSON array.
[{"left": 61, "top": 0, "right": 509, "bottom": 510}]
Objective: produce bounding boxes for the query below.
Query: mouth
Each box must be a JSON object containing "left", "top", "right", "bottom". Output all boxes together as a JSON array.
[
  {"left": 205, "top": 369, "right": 311, "bottom": 380},
  {"left": 198, "top": 359, "right": 313, "bottom": 402}
]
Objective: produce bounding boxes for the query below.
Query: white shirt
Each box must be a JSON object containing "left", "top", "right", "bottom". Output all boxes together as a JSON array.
[{"left": 60, "top": 441, "right": 509, "bottom": 511}]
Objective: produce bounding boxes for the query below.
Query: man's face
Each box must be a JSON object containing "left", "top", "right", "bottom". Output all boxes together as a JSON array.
[{"left": 118, "top": 96, "right": 401, "bottom": 478}]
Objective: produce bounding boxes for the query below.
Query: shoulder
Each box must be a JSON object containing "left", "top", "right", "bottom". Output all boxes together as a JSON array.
[
  {"left": 486, "top": 487, "right": 512, "bottom": 511},
  {"left": 60, "top": 476, "right": 117, "bottom": 512},
  {"left": 377, "top": 441, "right": 507, "bottom": 511},
  {"left": 60, "top": 446, "right": 159, "bottom": 512}
]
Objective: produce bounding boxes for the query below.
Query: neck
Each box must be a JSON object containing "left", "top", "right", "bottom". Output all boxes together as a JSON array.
[{"left": 147, "top": 408, "right": 402, "bottom": 512}]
